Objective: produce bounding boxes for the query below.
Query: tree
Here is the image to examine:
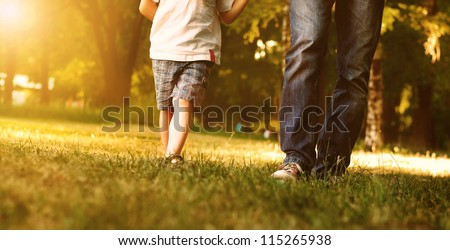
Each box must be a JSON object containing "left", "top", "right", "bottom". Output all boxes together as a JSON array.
[
  {"left": 394, "top": 0, "right": 450, "bottom": 149},
  {"left": 364, "top": 6, "right": 400, "bottom": 151},
  {"left": 366, "top": 1, "right": 450, "bottom": 150},
  {"left": 3, "top": 40, "right": 16, "bottom": 106},
  {"left": 410, "top": 0, "right": 438, "bottom": 149},
  {"left": 0, "top": 0, "right": 22, "bottom": 106},
  {"left": 365, "top": 44, "right": 384, "bottom": 151},
  {"left": 74, "top": 0, "right": 145, "bottom": 105},
  {"left": 34, "top": 0, "right": 53, "bottom": 105}
]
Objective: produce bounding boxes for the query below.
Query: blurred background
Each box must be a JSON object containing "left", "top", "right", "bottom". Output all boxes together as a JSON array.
[{"left": 0, "top": 0, "right": 449, "bottom": 153}]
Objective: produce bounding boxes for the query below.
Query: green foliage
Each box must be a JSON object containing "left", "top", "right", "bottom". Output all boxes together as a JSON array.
[
  {"left": 227, "top": 0, "right": 288, "bottom": 43},
  {"left": 371, "top": 2, "right": 450, "bottom": 64},
  {"left": 206, "top": 25, "right": 283, "bottom": 109},
  {"left": 382, "top": 7, "right": 401, "bottom": 34},
  {"left": 381, "top": 1, "right": 450, "bottom": 149},
  {"left": 394, "top": 3, "right": 450, "bottom": 63},
  {"left": 130, "top": 64, "right": 156, "bottom": 108},
  {"left": 52, "top": 59, "right": 97, "bottom": 102}
]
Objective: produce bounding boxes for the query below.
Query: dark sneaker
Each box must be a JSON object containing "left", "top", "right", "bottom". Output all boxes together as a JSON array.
[
  {"left": 164, "top": 154, "right": 184, "bottom": 165},
  {"left": 271, "top": 162, "right": 303, "bottom": 181}
]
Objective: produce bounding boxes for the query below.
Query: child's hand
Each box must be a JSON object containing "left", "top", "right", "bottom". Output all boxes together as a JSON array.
[
  {"left": 139, "top": 0, "right": 158, "bottom": 21},
  {"left": 219, "top": 0, "right": 249, "bottom": 25}
]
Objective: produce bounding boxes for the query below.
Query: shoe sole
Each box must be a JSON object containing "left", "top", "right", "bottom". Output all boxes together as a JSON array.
[{"left": 271, "top": 171, "right": 297, "bottom": 181}]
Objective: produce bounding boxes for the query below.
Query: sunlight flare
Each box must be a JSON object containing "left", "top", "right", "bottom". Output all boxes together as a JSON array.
[{"left": 0, "top": 0, "right": 22, "bottom": 25}]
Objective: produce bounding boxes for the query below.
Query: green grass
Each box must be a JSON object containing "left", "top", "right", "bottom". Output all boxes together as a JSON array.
[
  {"left": 0, "top": 116, "right": 449, "bottom": 229},
  {"left": 0, "top": 105, "right": 104, "bottom": 124}
]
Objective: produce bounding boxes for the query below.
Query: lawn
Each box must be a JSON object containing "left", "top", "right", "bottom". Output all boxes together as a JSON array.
[{"left": 0, "top": 116, "right": 449, "bottom": 229}]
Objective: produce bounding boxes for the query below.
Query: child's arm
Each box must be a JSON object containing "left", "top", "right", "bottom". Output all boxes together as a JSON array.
[
  {"left": 139, "top": 0, "right": 158, "bottom": 21},
  {"left": 219, "top": 0, "right": 249, "bottom": 25}
]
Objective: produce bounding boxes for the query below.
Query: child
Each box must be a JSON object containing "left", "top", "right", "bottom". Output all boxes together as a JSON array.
[{"left": 139, "top": 0, "right": 248, "bottom": 163}]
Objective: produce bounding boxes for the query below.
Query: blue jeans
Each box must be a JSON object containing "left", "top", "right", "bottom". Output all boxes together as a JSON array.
[{"left": 280, "top": 0, "right": 384, "bottom": 177}]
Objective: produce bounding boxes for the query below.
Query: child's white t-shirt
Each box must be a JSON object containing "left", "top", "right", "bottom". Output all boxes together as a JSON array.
[{"left": 150, "top": 0, "right": 234, "bottom": 65}]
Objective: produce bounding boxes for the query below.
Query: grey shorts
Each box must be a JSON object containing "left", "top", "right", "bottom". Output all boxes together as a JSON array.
[{"left": 152, "top": 60, "right": 213, "bottom": 110}]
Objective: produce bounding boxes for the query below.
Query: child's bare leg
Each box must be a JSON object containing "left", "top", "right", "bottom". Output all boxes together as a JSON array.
[
  {"left": 159, "top": 109, "right": 173, "bottom": 153},
  {"left": 166, "top": 98, "right": 192, "bottom": 156}
]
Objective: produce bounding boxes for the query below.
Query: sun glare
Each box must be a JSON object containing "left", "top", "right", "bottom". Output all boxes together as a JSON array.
[{"left": 0, "top": 0, "right": 22, "bottom": 26}]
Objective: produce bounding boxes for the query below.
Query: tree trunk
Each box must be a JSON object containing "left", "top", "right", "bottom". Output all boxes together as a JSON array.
[
  {"left": 411, "top": 85, "right": 434, "bottom": 149},
  {"left": 364, "top": 43, "right": 384, "bottom": 152},
  {"left": 382, "top": 94, "right": 400, "bottom": 145},
  {"left": 123, "top": 14, "right": 145, "bottom": 97},
  {"left": 40, "top": 35, "right": 50, "bottom": 105},
  {"left": 75, "top": 0, "right": 143, "bottom": 106},
  {"left": 408, "top": 0, "right": 437, "bottom": 150},
  {"left": 425, "top": 0, "right": 437, "bottom": 15},
  {"left": 101, "top": 35, "right": 127, "bottom": 105},
  {"left": 4, "top": 41, "right": 17, "bottom": 106}
]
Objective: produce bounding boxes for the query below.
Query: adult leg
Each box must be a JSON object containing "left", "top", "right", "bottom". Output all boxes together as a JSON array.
[
  {"left": 280, "top": 0, "right": 335, "bottom": 171},
  {"left": 314, "top": 0, "right": 385, "bottom": 177}
]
